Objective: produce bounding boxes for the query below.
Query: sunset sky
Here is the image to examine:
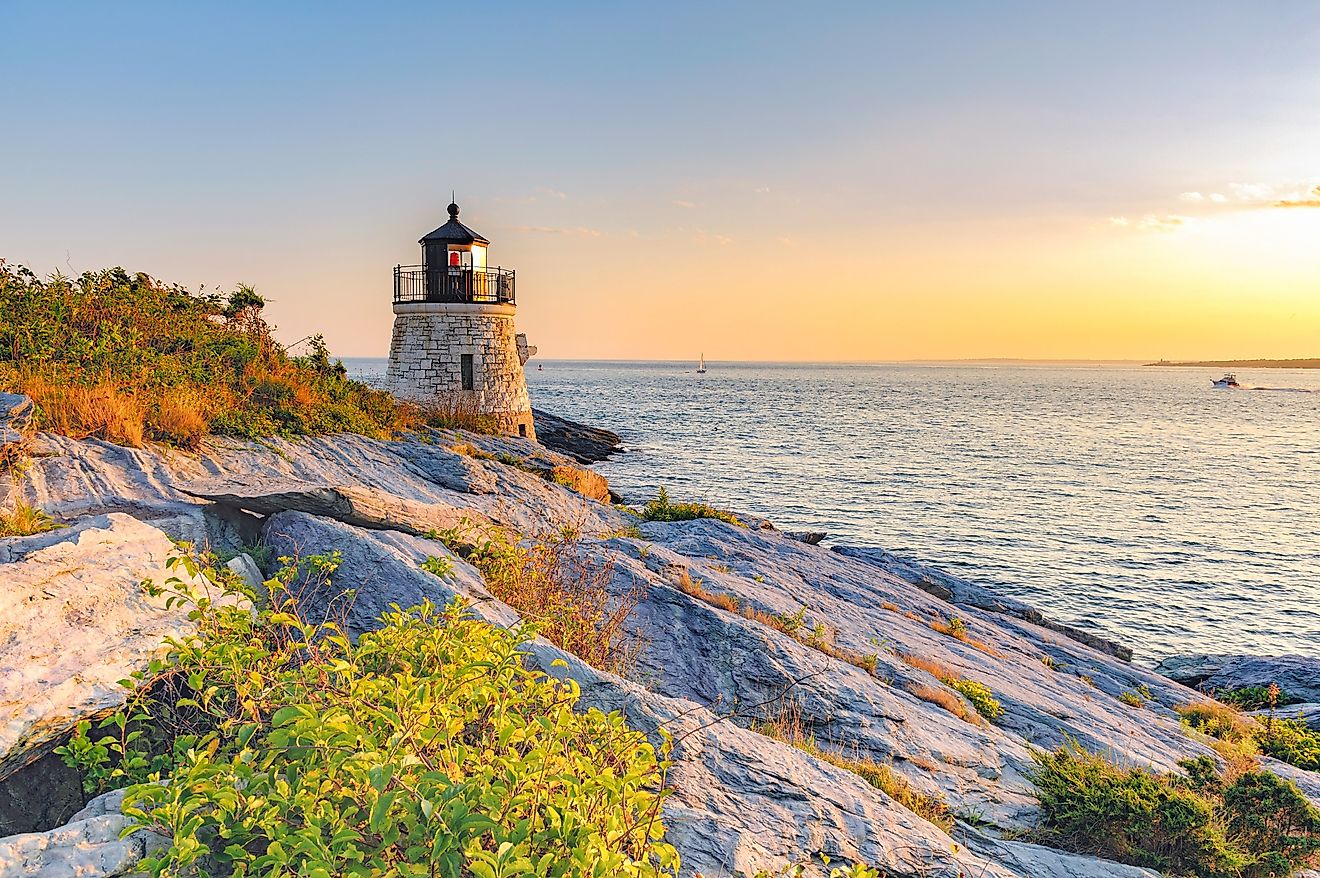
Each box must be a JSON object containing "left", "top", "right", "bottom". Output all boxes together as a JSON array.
[{"left": 4, "top": 2, "right": 1319, "bottom": 361}]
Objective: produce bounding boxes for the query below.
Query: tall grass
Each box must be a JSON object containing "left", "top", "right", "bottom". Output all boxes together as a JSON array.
[
  {"left": 435, "top": 522, "right": 644, "bottom": 676},
  {"left": 0, "top": 499, "right": 59, "bottom": 537},
  {"left": 0, "top": 264, "right": 403, "bottom": 447}
]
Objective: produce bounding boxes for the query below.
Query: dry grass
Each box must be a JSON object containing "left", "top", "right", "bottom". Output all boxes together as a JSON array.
[
  {"left": 412, "top": 393, "right": 502, "bottom": 434},
  {"left": 153, "top": 389, "right": 210, "bottom": 449},
  {"left": 550, "top": 465, "right": 611, "bottom": 503},
  {"left": 881, "top": 601, "right": 900, "bottom": 612},
  {"left": 440, "top": 523, "right": 644, "bottom": 676},
  {"left": 1178, "top": 700, "right": 1261, "bottom": 769},
  {"left": 0, "top": 499, "right": 60, "bottom": 538},
  {"left": 929, "top": 615, "right": 1001, "bottom": 657},
  {"left": 23, "top": 376, "right": 146, "bottom": 446},
  {"left": 751, "top": 700, "right": 952, "bottom": 831},
  {"left": 908, "top": 683, "right": 985, "bottom": 726},
  {"left": 896, "top": 652, "right": 1004, "bottom": 724}
]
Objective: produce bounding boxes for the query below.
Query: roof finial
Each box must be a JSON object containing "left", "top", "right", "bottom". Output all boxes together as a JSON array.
[{"left": 447, "top": 191, "right": 459, "bottom": 220}]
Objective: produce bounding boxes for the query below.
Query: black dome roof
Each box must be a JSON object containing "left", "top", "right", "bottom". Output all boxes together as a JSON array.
[{"left": 419, "top": 202, "right": 489, "bottom": 246}]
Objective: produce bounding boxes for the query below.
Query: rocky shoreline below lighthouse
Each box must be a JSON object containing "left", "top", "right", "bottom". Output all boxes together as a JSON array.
[{"left": 1, "top": 405, "right": 1318, "bottom": 877}]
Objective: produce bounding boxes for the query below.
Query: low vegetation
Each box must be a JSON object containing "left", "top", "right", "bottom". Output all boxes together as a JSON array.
[
  {"left": 641, "top": 487, "right": 743, "bottom": 527},
  {"left": 1179, "top": 698, "right": 1320, "bottom": 772},
  {"left": 929, "top": 614, "right": 1000, "bottom": 656},
  {"left": 751, "top": 701, "right": 952, "bottom": 832},
  {"left": 433, "top": 521, "right": 644, "bottom": 675},
  {"left": 0, "top": 263, "right": 405, "bottom": 448},
  {"left": 897, "top": 653, "right": 1004, "bottom": 724},
  {"left": 1217, "top": 685, "right": 1299, "bottom": 712},
  {"left": 58, "top": 553, "right": 678, "bottom": 878},
  {"left": 0, "top": 498, "right": 60, "bottom": 538},
  {"left": 1031, "top": 741, "right": 1320, "bottom": 877}
]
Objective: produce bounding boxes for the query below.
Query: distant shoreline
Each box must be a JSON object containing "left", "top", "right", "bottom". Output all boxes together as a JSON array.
[{"left": 1146, "top": 359, "right": 1320, "bottom": 369}]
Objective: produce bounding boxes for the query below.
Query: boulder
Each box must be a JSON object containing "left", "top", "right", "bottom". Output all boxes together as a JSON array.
[
  {"left": 0, "top": 393, "right": 33, "bottom": 466},
  {"left": 261, "top": 510, "right": 510, "bottom": 637},
  {"left": 530, "top": 408, "right": 622, "bottom": 463},
  {"left": 0, "top": 513, "right": 213, "bottom": 778},
  {"left": 180, "top": 480, "right": 494, "bottom": 539},
  {"left": 1154, "top": 654, "right": 1320, "bottom": 703},
  {"left": 0, "top": 788, "right": 166, "bottom": 878}
]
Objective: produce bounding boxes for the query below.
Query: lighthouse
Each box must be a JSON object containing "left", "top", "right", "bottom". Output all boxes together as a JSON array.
[{"left": 386, "top": 201, "right": 536, "bottom": 440}]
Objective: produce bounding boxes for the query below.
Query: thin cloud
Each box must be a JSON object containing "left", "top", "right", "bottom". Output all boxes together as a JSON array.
[
  {"left": 672, "top": 199, "right": 696, "bottom": 209},
  {"left": 1274, "top": 185, "right": 1320, "bottom": 208},
  {"left": 1108, "top": 214, "right": 1188, "bottom": 232},
  {"left": 535, "top": 186, "right": 568, "bottom": 200}
]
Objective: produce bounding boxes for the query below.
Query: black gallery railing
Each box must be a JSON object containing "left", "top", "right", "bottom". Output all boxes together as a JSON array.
[{"left": 393, "top": 265, "right": 516, "bottom": 305}]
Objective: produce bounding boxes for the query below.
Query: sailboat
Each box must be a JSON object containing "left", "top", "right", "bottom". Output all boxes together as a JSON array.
[{"left": 696, "top": 353, "right": 707, "bottom": 374}]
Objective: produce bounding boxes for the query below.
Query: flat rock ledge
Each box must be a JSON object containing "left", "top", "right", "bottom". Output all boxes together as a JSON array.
[
  {"left": 531, "top": 408, "right": 622, "bottom": 463},
  {"left": 834, "top": 545, "right": 1134, "bottom": 661},
  {"left": 1154, "top": 654, "right": 1320, "bottom": 703}
]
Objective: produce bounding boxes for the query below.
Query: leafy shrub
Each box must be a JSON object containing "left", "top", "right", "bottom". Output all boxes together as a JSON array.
[
  {"left": 1031, "top": 741, "right": 1320, "bottom": 877},
  {"left": 0, "top": 264, "right": 402, "bottom": 446},
  {"left": 641, "top": 487, "right": 743, "bottom": 527},
  {"left": 437, "top": 522, "right": 644, "bottom": 675},
  {"left": 1119, "top": 690, "right": 1145, "bottom": 708},
  {"left": 0, "top": 499, "right": 59, "bottom": 537},
  {"left": 1258, "top": 718, "right": 1320, "bottom": 772},
  {"left": 60, "top": 554, "right": 679, "bottom": 878}
]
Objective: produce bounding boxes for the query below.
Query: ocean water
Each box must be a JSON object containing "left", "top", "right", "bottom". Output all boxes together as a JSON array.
[{"left": 344, "top": 358, "right": 1320, "bottom": 663}]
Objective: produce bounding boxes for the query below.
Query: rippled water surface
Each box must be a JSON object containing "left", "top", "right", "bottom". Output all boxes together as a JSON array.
[{"left": 347, "top": 358, "right": 1320, "bottom": 662}]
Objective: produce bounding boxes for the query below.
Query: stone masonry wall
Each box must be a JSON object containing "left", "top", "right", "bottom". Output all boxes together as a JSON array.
[{"left": 386, "top": 304, "right": 536, "bottom": 440}]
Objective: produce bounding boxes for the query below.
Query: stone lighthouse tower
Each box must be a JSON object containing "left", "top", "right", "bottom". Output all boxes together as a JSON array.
[{"left": 386, "top": 201, "right": 536, "bottom": 440}]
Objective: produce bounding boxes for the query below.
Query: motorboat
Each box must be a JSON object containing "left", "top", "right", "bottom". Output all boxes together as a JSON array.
[{"left": 1212, "top": 373, "right": 1239, "bottom": 388}]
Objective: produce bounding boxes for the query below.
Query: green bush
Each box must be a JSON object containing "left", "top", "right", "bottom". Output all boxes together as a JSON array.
[
  {"left": 59, "top": 554, "right": 679, "bottom": 878},
  {"left": 946, "top": 678, "right": 1004, "bottom": 722},
  {"left": 1030, "top": 742, "right": 1320, "bottom": 877},
  {"left": 1259, "top": 718, "right": 1320, "bottom": 772},
  {"left": 641, "top": 487, "right": 743, "bottom": 527}
]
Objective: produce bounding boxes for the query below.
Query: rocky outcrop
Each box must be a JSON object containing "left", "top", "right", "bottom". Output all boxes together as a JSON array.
[
  {"left": 531, "top": 408, "right": 622, "bottom": 463},
  {"left": 181, "top": 480, "right": 494, "bottom": 538},
  {"left": 2, "top": 428, "right": 1316, "bottom": 878},
  {"left": 0, "top": 514, "right": 212, "bottom": 779},
  {"left": 1154, "top": 654, "right": 1320, "bottom": 703},
  {"left": 835, "top": 545, "right": 1134, "bottom": 661}
]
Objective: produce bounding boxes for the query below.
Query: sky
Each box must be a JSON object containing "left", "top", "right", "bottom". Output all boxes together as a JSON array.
[{"left": 3, "top": 1, "right": 1319, "bottom": 361}]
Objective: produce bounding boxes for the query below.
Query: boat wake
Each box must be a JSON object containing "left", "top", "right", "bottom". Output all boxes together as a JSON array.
[{"left": 1241, "top": 385, "right": 1316, "bottom": 393}]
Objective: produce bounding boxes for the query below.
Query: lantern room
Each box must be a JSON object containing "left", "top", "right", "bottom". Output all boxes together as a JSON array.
[
  {"left": 393, "top": 200, "right": 516, "bottom": 306},
  {"left": 420, "top": 201, "right": 489, "bottom": 272}
]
